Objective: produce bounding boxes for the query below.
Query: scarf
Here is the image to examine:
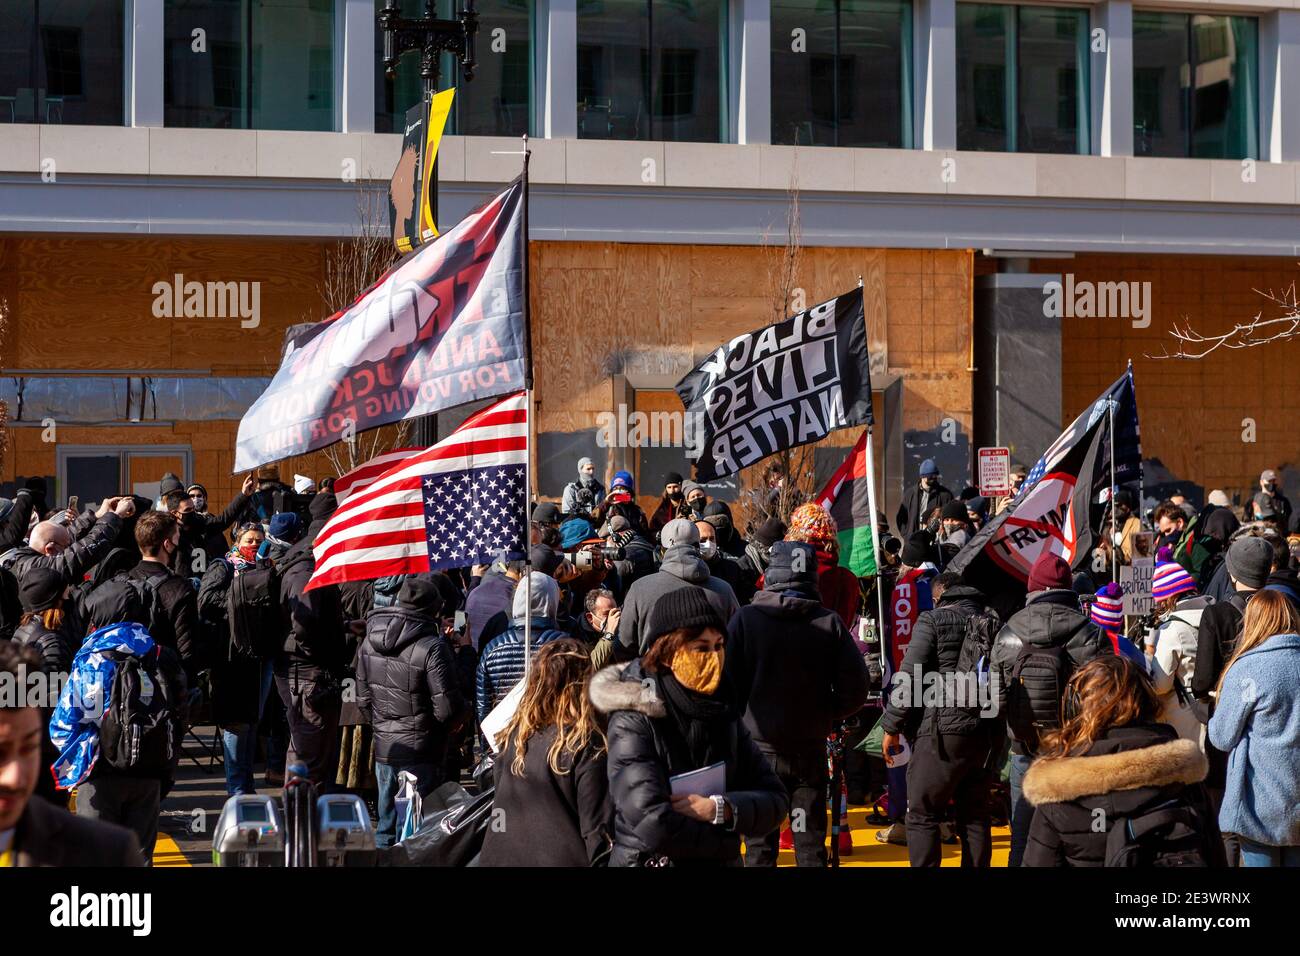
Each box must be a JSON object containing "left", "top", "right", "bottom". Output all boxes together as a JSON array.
[{"left": 656, "top": 669, "right": 737, "bottom": 772}]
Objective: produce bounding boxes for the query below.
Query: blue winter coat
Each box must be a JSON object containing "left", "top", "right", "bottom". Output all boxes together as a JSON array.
[
  {"left": 475, "top": 619, "right": 567, "bottom": 724},
  {"left": 1208, "top": 632, "right": 1300, "bottom": 847}
]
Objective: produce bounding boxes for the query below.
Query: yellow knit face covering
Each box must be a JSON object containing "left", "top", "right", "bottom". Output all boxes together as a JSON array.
[{"left": 671, "top": 647, "right": 724, "bottom": 694}]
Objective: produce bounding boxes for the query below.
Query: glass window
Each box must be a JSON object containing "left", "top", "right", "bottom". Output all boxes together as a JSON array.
[
  {"left": 771, "top": 0, "right": 912, "bottom": 148},
  {"left": 956, "top": 3, "right": 1089, "bottom": 154},
  {"left": 0, "top": 1, "right": 125, "bottom": 125},
  {"left": 576, "top": 0, "right": 727, "bottom": 142},
  {"left": 375, "top": 0, "right": 532, "bottom": 136},
  {"left": 164, "top": 0, "right": 335, "bottom": 130},
  {"left": 1133, "top": 11, "right": 1258, "bottom": 159}
]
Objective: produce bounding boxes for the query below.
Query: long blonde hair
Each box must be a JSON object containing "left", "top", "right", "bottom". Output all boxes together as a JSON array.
[
  {"left": 1215, "top": 589, "right": 1300, "bottom": 699},
  {"left": 498, "top": 639, "right": 606, "bottom": 777}
]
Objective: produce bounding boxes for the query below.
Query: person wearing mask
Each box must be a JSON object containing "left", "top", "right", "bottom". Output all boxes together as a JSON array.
[
  {"left": 591, "top": 586, "right": 788, "bottom": 866},
  {"left": 739, "top": 517, "right": 786, "bottom": 587},
  {"left": 936, "top": 499, "right": 973, "bottom": 552},
  {"left": 1143, "top": 561, "right": 1208, "bottom": 746},
  {"left": 356, "top": 574, "right": 469, "bottom": 848},
  {"left": 786, "top": 503, "right": 860, "bottom": 629},
  {"left": 481, "top": 639, "right": 613, "bottom": 866},
  {"left": 187, "top": 475, "right": 255, "bottom": 563},
  {"left": 7, "top": 496, "right": 131, "bottom": 589},
  {"left": 881, "top": 571, "right": 1000, "bottom": 867},
  {"left": 650, "top": 472, "right": 688, "bottom": 536},
  {"left": 562, "top": 457, "right": 605, "bottom": 520},
  {"left": 614, "top": 518, "right": 739, "bottom": 662},
  {"left": 127, "top": 512, "right": 204, "bottom": 680},
  {"left": 476, "top": 572, "right": 569, "bottom": 726},
  {"left": 897, "top": 459, "right": 953, "bottom": 536},
  {"left": 259, "top": 512, "right": 300, "bottom": 563},
  {"left": 1106, "top": 489, "right": 1144, "bottom": 564},
  {"left": 726, "top": 542, "right": 870, "bottom": 867},
  {"left": 994, "top": 465, "right": 1029, "bottom": 516},
  {"left": 11, "top": 568, "right": 78, "bottom": 676},
  {"left": 1252, "top": 469, "right": 1292, "bottom": 528},
  {"left": 694, "top": 520, "right": 747, "bottom": 600},
  {"left": 1022, "top": 656, "right": 1218, "bottom": 867},
  {"left": 1209, "top": 589, "right": 1300, "bottom": 867},
  {"left": 1153, "top": 500, "right": 1188, "bottom": 555},
  {"left": 681, "top": 481, "right": 709, "bottom": 521},
  {"left": 50, "top": 581, "right": 187, "bottom": 864},
  {"left": 243, "top": 465, "right": 299, "bottom": 529},
  {"left": 465, "top": 555, "right": 526, "bottom": 651},
  {"left": 530, "top": 502, "right": 563, "bottom": 549},
  {"left": 965, "top": 496, "right": 989, "bottom": 532},
  {"left": 992, "top": 551, "right": 1112, "bottom": 866},
  {"left": 0, "top": 642, "right": 144, "bottom": 867},
  {"left": 702, "top": 502, "right": 746, "bottom": 559},
  {"left": 580, "top": 587, "right": 620, "bottom": 666}
]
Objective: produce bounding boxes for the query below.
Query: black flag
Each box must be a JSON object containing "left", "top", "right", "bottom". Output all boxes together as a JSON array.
[{"left": 675, "top": 288, "right": 873, "bottom": 482}]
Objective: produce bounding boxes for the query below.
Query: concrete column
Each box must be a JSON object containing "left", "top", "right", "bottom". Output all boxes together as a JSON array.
[
  {"left": 129, "top": 0, "right": 164, "bottom": 127},
  {"left": 1091, "top": 0, "right": 1133, "bottom": 157},
  {"left": 1261, "top": 11, "right": 1300, "bottom": 162},
  {"left": 732, "top": 0, "right": 771, "bottom": 144},
  {"left": 340, "top": 0, "right": 376, "bottom": 133},
  {"left": 913, "top": 0, "right": 955, "bottom": 151},
  {"left": 537, "top": 0, "right": 577, "bottom": 139}
]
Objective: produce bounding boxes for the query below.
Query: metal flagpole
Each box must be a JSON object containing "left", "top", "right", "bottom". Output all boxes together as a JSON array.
[
  {"left": 521, "top": 134, "right": 534, "bottom": 678},
  {"left": 1110, "top": 397, "right": 1118, "bottom": 583},
  {"left": 865, "top": 426, "right": 888, "bottom": 642}
]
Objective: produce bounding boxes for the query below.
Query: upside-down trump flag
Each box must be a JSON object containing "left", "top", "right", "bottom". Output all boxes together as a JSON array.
[{"left": 305, "top": 392, "right": 529, "bottom": 590}]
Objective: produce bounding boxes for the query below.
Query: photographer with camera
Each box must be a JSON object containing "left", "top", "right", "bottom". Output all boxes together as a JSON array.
[
  {"left": 582, "top": 587, "right": 621, "bottom": 670},
  {"left": 562, "top": 457, "right": 605, "bottom": 520}
]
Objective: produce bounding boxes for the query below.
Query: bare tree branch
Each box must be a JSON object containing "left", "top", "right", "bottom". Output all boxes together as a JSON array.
[{"left": 1148, "top": 283, "right": 1300, "bottom": 360}]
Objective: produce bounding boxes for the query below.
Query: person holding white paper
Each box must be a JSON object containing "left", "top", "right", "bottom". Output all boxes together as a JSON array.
[{"left": 590, "top": 587, "right": 787, "bottom": 867}]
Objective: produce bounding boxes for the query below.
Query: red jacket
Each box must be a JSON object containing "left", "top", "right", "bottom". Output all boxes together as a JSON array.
[{"left": 816, "top": 551, "right": 861, "bottom": 629}]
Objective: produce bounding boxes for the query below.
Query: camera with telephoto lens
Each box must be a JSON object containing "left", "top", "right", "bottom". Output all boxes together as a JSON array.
[
  {"left": 213, "top": 763, "right": 376, "bottom": 867},
  {"left": 565, "top": 544, "right": 625, "bottom": 569}
]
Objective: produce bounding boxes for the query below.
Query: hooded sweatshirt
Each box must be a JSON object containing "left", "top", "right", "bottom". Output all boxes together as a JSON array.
[
  {"left": 615, "top": 544, "right": 740, "bottom": 658},
  {"left": 474, "top": 573, "right": 568, "bottom": 723}
]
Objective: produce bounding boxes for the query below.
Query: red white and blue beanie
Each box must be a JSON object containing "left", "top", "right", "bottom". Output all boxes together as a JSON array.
[
  {"left": 1090, "top": 582, "right": 1124, "bottom": 634},
  {"left": 1152, "top": 561, "right": 1196, "bottom": 602}
]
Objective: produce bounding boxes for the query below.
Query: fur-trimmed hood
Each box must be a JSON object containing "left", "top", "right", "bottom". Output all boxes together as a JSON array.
[
  {"left": 1023, "top": 737, "right": 1207, "bottom": 806},
  {"left": 589, "top": 661, "right": 665, "bottom": 718}
]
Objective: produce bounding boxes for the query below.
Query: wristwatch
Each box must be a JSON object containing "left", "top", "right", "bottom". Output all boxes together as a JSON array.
[{"left": 710, "top": 794, "right": 729, "bottom": 826}]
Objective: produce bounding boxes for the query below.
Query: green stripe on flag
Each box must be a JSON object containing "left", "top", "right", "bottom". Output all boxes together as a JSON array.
[{"left": 837, "top": 526, "right": 876, "bottom": 577}]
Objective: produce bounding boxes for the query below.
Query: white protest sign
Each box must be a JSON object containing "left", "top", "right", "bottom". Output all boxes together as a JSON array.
[{"left": 977, "top": 447, "right": 1011, "bottom": 497}]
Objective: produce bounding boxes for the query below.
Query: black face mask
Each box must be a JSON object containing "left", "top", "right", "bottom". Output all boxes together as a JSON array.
[
  {"left": 180, "top": 511, "right": 203, "bottom": 533},
  {"left": 668, "top": 491, "right": 684, "bottom": 502}
]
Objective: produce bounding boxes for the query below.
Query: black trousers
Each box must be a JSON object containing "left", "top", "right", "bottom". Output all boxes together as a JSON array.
[
  {"left": 905, "top": 732, "right": 993, "bottom": 868},
  {"left": 274, "top": 666, "right": 342, "bottom": 789},
  {"left": 745, "top": 747, "right": 828, "bottom": 868}
]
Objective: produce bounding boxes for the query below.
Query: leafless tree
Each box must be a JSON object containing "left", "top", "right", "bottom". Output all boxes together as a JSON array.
[{"left": 1147, "top": 283, "right": 1300, "bottom": 360}]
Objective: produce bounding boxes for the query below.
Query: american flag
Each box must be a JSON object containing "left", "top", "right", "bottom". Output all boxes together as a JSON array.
[
  {"left": 305, "top": 392, "right": 528, "bottom": 591},
  {"left": 332, "top": 446, "right": 423, "bottom": 503}
]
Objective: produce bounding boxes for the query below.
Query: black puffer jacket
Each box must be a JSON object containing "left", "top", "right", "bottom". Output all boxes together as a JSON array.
[
  {"left": 1023, "top": 722, "right": 1220, "bottom": 867},
  {"left": 12, "top": 614, "right": 79, "bottom": 675},
  {"left": 992, "top": 588, "right": 1112, "bottom": 754},
  {"left": 355, "top": 606, "right": 468, "bottom": 764},
  {"left": 277, "top": 539, "right": 347, "bottom": 677},
  {"left": 128, "top": 560, "right": 203, "bottom": 677},
  {"left": 589, "top": 660, "right": 788, "bottom": 867},
  {"left": 7, "top": 512, "right": 123, "bottom": 587},
  {"left": 881, "top": 583, "right": 994, "bottom": 738},
  {"left": 725, "top": 590, "right": 869, "bottom": 754}
]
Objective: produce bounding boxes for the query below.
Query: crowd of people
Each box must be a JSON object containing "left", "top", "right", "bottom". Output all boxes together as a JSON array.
[{"left": 1, "top": 457, "right": 1297, "bottom": 869}]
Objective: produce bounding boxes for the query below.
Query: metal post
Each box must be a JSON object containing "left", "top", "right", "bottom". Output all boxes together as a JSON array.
[{"left": 1110, "top": 398, "right": 1117, "bottom": 583}]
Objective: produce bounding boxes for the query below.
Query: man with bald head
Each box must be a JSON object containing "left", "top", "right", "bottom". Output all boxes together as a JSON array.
[{"left": 5, "top": 495, "right": 134, "bottom": 591}]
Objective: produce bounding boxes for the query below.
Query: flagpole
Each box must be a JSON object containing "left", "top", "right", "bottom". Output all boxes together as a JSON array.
[
  {"left": 865, "top": 426, "right": 888, "bottom": 648},
  {"left": 1109, "top": 394, "right": 1118, "bottom": 583},
  {"left": 521, "top": 134, "right": 534, "bottom": 678}
]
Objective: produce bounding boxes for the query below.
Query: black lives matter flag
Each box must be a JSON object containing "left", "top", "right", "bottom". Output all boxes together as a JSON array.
[
  {"left": 949, "top": 369, "right": 1141, "bottom": 597},
  {"left": 676, "top": 289, "right": 873, "bottom": 482},
  {"left": 235, "top": 178, "right": 527, "bottom": 472}
]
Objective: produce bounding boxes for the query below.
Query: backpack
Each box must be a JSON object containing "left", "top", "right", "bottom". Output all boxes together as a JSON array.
[
  {"left": 97, "top": 648, "right": 178, "bottom": 776},
  {"left": 1173, "top": 511, "right": 1218, "bottom": 584},
  {"left": 227, "top": 563, "right": 283, "bottom": 660},
  {"left": 1005, "top": 638, "right": 1075, "bottom": 750},
  {"left": 94, "top": 572, "right": 167, "bottom": 637},
  {"left": 954, "top": 609, "right": 1002, "bottom": 717},
  {"left": 1104, "top": 797, "right": 1212, "bottom": 867},
  {"left": 0, "top": 548, "right": 20, "bottom": 642}
]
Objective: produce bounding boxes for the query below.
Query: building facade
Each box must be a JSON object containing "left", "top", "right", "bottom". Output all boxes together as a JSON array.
[{"left": 2, "top": 0, "right": 1299, "bottom": 521}]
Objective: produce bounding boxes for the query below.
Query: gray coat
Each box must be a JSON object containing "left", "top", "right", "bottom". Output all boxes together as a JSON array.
[{"left": 615, "top": 545, "right": 740, "bottom": 657}]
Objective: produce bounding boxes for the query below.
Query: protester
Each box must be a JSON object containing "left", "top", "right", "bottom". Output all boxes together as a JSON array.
[
  {"left": 1154, "top": 500, "right": 1188, "bottom": 554},
  {"left": 579, "top": 587, "right": 620, "bottom": 666},
  {"left": 649, "top": 471, "right": 688, "bottom": 535},
  {"left": 786, "top": 503, "right": 859, "bottom": 629},
  {"left": 128, "top": 512, "right": 204, "bottom": 680},
  {"left": 1144, "top": 560, "right": 1206, "bottom": 745},
  {"left": 694, "top": 519, "right": 746, "bottom": 597},
  {"left": 185, "top": 474, "right": 254, "bottom": 562},
  {"left": 702, "top": 502, "right": 745, "bottom": 559},
  {"left": 1022, "top": 656, "right": 1218, "bottom": 867},
  {"left": 936, "top": 499, "right": 973, "bottom": 551},
  {"left": 7, "top": 496, "right": 130, "bottom": 588},
  {"left": 50, "top": 581, "right": 187, "bottom": 864},
  {"left": 680, "top": 480, "right": 708, "bottom": 521},
  {"left": 1252, "top": 469, "right": 1292, "bottom": 528},
  {"left": 992, "top": 552, "right": 1112, "bottom": 866},
  {"left": 0, "top": 484, "right": 40, "bottom": 554},
  {"left": 897, "top": 459, "right": 953, "bottom": 536},
  {"left": 561, "top": 457, "right": 605, "bottom": 519},
  {"left": 1209, "top": 590, "right": 1300, "bottom": 867},
  {"left": 591, "top": 586, "right": 788, "bottom": 866},
  {"left": 1, "top": 642, "right": 144, "bottom": 866},
  {"left": 12, "top": 568, "right": 78, "bottom": 675},
  {"left": 356, "top": 574, "right": 469, "bottom": 848},
  {"left": 726, "top": 542, "right": 869, "bottom": 867},
  {"left": 259, "top": 512, "right": 300, "bottom": 562},
  {"left": 480, "top": 639, "right": 612, "bottom": 866},
  {"left": 465, "top": 555, "right": 525, "bottom": 651},
  {"left": 739, "top": 517, "right": 786, "bottom": 586},
  {"left": 965, "top": 495, "right": 989, "bottom": 531},
  {"left": 475, "top": 572, "right": 568, "bottom": 726},
  {"left": 614, "top": 518, "right": 739, "bottom": 660},
  {"left": 1088, "top": 582, "right": 1145, "bottom": 664}
]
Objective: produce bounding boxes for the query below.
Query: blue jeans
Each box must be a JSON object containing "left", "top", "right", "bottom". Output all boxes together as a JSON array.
[
  {"left": 374, "top": 761, "right": 442, "bottom": 849},
  {"left": 1239, "top": 839, "right": 1300, "bottom": 867},
  {"left": 221, "top": 663, "right": 279, "bottom": 795},
  {"left": 1008, "top": 753, "right": 1035, "bottom": 868}
]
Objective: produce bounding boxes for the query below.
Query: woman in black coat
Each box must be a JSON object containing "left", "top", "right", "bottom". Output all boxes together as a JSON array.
[
  {"left": 590, "top": 586, "right": 788, "bottom": 867},
  {"left": 1023, "top": 655, "right": 1221, "bottom": 867},
  {"left": 479, "top": 639, "right": 611, "bottom": 866}
]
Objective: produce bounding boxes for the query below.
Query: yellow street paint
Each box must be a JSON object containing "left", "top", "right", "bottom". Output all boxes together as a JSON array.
[{"left": 153, "top": 833, "right": 193, "bottom": 868}]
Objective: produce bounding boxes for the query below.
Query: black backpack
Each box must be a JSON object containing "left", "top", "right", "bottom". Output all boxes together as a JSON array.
[
  {"left": 1104, "top": 797, "right": 1212, "bottom": 867},
  {"left": 0, "top": 549, "right": 20, "bottom": 642},
  {"left": 954, "top": 609, "right": 1002, "bottom": 717},
  {"left": 227, "top": 564, "right": 283, "bottom": 660},
  {"left": 98, "top": 648, "right": 178, "bottom": 776},
  {"left": 94, "top": 571, "right": 167, "bottom": 638},
  {"left": 1005, "top": 637, "right": 1075, "bottom": 750}
]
